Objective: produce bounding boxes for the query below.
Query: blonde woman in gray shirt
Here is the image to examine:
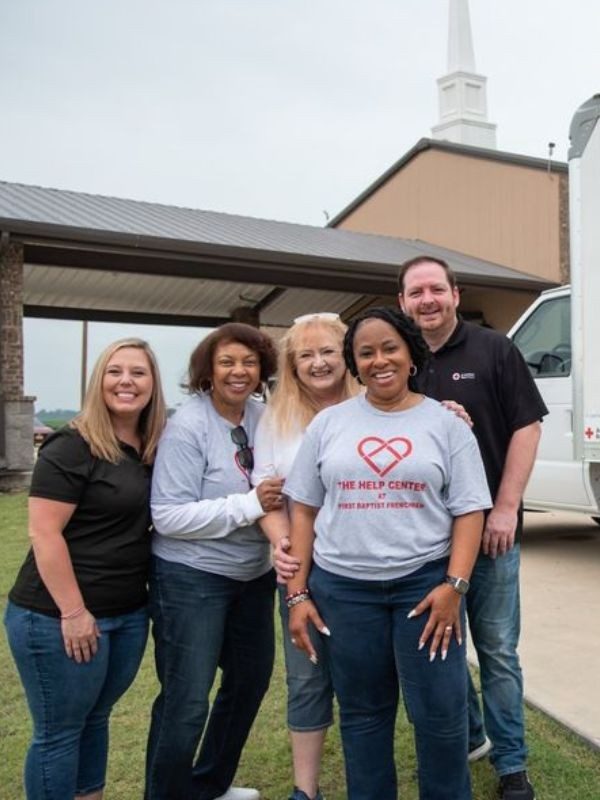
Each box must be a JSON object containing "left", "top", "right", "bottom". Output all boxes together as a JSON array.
[{"left": 253, "top": 313, "right": 358, "bottom": 800}]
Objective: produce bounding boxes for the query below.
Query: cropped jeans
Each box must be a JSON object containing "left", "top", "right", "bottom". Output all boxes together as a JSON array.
[
  {"left": 145, "top": 557, "right": 275, "bottom": 800},
  {"left": 309, "top": 559, "right": 471, "bottom": 800},
  {"left": 4, "top": 601, "right": 148, "bottom": 800},
  {"left": 278, "top": 585, "right": 334, "bottom": 732},
  {"left": 467, "top": 545, "right": 527, "bottom": 776}
]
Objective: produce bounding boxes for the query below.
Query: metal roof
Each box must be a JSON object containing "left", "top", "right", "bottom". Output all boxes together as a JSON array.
[
  {"left": 0, "top": 180, "right": 554, "bottom": 327},
  {"left": 328, "top": 137, "right": 568, "bottom": 227}
]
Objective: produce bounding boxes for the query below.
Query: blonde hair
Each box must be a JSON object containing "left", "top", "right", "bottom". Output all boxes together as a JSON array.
[
  {"left": 268, "top": 318, "right": 359, "bottom": 437},
  {"left": 71, "top": 338, "right": 167, "bottom": 464}
]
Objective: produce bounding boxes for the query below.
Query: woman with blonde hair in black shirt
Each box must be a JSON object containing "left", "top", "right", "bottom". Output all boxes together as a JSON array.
[{"left": 5, "top": 337, "right": 166, "bottom": 800}]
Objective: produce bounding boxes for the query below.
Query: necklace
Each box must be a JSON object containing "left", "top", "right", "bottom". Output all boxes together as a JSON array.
[{"left": 365, "top": 391, "right": 423, "bottom": 413}]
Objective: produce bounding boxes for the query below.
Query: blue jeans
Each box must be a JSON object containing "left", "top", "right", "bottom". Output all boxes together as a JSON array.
[
  {"left": 145, "top": 557, "right": 276, "bottom": 800},
  {"left": 4, "top": 601, "right": 148, "bottom": 799},
  {"left": 467, "top": 545, "right": 527, "bottom": 776},
  {"left": 278, "top": 585, "right": 333, "bottom": 731},
  {"left": 309, "top": 560, "right": 471, "bottom": 800}
]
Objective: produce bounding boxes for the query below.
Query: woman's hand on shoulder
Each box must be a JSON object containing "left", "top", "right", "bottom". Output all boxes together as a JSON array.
[
  {"left": 256, "top": 477, "right": 285, "bottom": 512},
  {"left": 407, "top": 583, "right": 462, "bottom": 663},
  {"left": 61, "top": 608, "right": 101, "bottom": 664}
]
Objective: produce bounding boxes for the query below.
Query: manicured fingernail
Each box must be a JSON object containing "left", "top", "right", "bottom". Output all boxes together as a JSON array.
[
  {"left": 457, "top": 636, "right": 463, "bottom": 646},
  {"left": 309, "top": 654, "right": 318, "bottom": 665},
  {"left": 320, "top": 626, "right": 331, "bottom": 636},
  {"left": 441, "top": 649, "right": 448, "bottom": 661},
  {"left": 418, "top": 640, "right": 425, "bottom": 651},
  {"left": 407, "top": 609, "right": 417, "bottom": 619},
  {"left": 429, "top": 651, "right": 436, "bottom": 662}
]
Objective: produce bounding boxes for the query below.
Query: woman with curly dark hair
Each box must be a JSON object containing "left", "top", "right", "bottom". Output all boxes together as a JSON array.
[
  {"left": 145, "top": 323, "right": 283, "bottom": 800},
  {"left": 284, "top": 307, "right": 492, "bottom": 800}
]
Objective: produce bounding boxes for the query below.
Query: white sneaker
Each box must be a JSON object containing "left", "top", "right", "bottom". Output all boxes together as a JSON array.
[
  {"left": 214, "top": 788, "right": 260, "bottom": 800},
  {"left": 468, "top": 735, "right": 492, "bottom": 762}
]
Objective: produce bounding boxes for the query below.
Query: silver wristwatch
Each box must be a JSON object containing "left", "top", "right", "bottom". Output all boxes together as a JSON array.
[{"left": 445, "top": 574, "right": 470, "bottom": 595}]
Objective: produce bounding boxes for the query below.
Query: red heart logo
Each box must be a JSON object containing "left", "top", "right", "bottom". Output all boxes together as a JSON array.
[{"left": 357, "top": 436, "right": 413, "bottom": 477}]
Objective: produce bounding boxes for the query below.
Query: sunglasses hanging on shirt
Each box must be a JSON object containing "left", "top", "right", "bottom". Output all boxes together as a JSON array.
[{"left": 230, "top": 425, "right": 254, "bottom": 472}]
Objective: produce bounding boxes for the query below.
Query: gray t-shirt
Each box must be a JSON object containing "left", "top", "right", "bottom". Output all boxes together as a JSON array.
[
  {"left": 151, "top": 393, "right": 271, "bottom": 581},
  {"left": 284, "top": 394, "right": 491, "bottom": 581}
]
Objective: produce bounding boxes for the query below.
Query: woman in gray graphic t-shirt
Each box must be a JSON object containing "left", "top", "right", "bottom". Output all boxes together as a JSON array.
[{"left": 284, "top": 307, "right": 491, "bottom": 800}]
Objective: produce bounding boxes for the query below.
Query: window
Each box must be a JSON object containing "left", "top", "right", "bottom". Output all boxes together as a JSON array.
[{"left": 512, "top": 296, "right": 571, "bottom": 377}]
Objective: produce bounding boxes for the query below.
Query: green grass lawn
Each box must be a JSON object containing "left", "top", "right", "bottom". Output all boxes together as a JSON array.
[{"left": 1, "top": 492, "right": 599, "bottom": 799}]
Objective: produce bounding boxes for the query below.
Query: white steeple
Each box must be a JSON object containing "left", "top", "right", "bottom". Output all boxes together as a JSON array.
[{"left": 431, "top": 0, "right": 496, "bottom": 149}]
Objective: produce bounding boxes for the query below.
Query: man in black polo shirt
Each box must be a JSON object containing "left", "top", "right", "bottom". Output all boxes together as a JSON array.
[{"left": 398, "top": 256, "right": 547, "bottom": 800}]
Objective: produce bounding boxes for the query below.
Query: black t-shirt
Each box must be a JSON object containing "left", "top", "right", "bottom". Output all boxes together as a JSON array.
[
  {"left": 416, "top": 321, "right": 548, "bottom": 503},
  {"left": 10, "top": 427, "right": 152, "bottom": 617}
]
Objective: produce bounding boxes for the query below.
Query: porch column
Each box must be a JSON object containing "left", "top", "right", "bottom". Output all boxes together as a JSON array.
[{"left": 0, "top": 237, "right": 34, "bottom": 491}]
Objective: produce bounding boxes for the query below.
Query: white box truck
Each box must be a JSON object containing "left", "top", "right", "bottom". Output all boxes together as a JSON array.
[{"left": 507, "top": 95, "right": 600, "bottom": 521}]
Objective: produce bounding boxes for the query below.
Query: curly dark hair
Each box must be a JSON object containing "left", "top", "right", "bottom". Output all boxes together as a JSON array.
[
  {"left": 186, "top": 322, "right": 278, "bottom": 393},
  {"left": 343, "top": 306, "right": 430, "bottom": 390}
]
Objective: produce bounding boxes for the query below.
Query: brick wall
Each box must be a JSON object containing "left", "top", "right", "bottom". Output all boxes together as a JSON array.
[
  {"left": 1, "top": 240, "right": 25, "bottom": 400},
  {"left": 558, "top": 173, "right": 571, "bottom": 284},
  {"left": 0, "top": 239, "right": 34, "bottom": 486}
]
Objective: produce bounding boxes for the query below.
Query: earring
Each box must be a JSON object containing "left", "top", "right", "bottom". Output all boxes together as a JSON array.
[{"left": 409, "top": 364, "right": 417, "bottom": 377}]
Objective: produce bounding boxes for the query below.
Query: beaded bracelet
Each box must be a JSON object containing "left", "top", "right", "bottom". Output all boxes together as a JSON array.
[
  {"left": 287, "top": 592, "right": 311, "bottom": 609},
  {"left": 60, "top": 605, "right": 85, "bottom": 620},
  {"left": 285, "top": 588, "right": 310, "bottom": 603}
]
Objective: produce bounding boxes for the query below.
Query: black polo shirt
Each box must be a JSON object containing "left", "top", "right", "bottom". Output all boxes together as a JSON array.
[
  {"left": 416, "top": 320, "right": 548, "bottom": 503},
  {"left": 10, "top": 427, "right": 152, "bottom": 618}
]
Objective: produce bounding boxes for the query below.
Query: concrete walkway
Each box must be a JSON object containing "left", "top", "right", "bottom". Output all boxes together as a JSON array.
[{"left": 469, "top": 510, "right": 600, "bottom": 749}]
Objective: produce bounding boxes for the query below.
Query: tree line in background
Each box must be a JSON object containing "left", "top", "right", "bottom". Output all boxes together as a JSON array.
[
  {"left": 36, "top": 409, "right": 78, "bottom": 429},
  {"left": 37, "top": 407, "right": 177, "bottom": 431}
]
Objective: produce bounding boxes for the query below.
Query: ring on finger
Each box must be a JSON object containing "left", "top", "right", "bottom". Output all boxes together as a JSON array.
[
  {"left": 291, "top": 637, "right": 297, "bottom": 645},
  {"left": 444, "top": 625, "right": 453, "bottom": 632}
]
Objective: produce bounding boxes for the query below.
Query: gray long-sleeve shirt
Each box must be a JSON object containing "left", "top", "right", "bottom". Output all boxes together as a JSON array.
[{"left": 151, "top": 393, "right": 271, "bottom": 581}]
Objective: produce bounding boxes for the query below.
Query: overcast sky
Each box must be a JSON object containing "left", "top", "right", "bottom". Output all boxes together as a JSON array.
[{"left": 2, "top": 0, "right": 599, "bottom": 408}]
